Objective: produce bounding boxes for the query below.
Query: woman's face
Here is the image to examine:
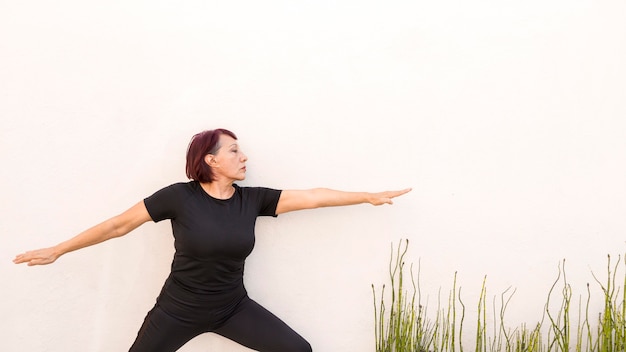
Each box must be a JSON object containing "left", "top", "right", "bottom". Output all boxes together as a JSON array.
[{"left": 208, "top": 134, "right": 248, "bottom": 181}]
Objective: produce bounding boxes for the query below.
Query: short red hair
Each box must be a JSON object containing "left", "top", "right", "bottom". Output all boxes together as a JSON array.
[{"left": 185, "top": 129, "right": 238, "bottom": 182}]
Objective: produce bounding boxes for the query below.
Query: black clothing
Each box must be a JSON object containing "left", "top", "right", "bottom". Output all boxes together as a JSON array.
[
  {"left": 130, "top": 181, "right": 311, "bottom": 352},
  {"left": 129, "top": 296, "right": 311, "bottom": 352}
]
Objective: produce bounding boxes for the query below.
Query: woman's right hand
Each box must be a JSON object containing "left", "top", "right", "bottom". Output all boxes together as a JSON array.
[{"left": 13, "top": 247, "right": 60, "bottom": 266}]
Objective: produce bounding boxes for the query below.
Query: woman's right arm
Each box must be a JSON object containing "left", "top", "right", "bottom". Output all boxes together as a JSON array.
[{"left": 13, "top": 201, "right": 152, "bottom": 266}]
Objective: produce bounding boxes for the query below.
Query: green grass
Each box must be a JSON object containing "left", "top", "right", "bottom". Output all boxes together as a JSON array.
[{"left": 372, "top": 240, "right": 626, "bottom": 352}]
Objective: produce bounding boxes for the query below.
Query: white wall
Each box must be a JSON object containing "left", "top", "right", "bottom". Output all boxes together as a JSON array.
[{"left": 2, "top": 1, "right": 625, "bottom": 351}]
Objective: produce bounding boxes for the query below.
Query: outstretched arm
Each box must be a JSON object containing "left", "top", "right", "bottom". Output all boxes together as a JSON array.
[
  {"left": 275, "top": 188, "right": 411, "bottom": 215},
  {"left": 13, "top": 201, "right": 152, "bottom": 266}
]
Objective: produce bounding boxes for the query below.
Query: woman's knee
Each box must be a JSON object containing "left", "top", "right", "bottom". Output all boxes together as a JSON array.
[
  {"left": 276, "top": 327, "right": 312, "bottom": 352},
  {"left": 297, "top": 340, "right": 313, "bottom": 352}
]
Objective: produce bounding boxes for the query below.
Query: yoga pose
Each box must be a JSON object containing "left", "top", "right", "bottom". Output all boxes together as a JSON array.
[{"left": 13, "top": 128, "right": 411, "bottom": 351}]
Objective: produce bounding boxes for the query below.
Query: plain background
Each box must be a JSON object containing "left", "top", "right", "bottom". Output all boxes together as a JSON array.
[{"left": 2, "top": 0, "right": 625, "bottom": 351}]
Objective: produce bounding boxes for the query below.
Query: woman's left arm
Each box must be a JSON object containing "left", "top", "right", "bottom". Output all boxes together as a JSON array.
[{"left": 275, "top": 188, "right": 411, "bottom": 215}]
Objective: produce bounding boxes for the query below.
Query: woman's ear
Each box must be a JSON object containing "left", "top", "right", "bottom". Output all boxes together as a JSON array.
[{"left": 204, "top": 154, "right": 217, "bottom": 167}]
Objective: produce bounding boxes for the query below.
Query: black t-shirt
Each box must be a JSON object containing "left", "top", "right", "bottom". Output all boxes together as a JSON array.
[{"left": 143, "top": 181, "right": 281, "bottom": 303}]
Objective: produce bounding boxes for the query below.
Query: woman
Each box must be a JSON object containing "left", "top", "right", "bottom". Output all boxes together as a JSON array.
[{"left": 13, "top": 128, "right": 411, "bottom": 352}]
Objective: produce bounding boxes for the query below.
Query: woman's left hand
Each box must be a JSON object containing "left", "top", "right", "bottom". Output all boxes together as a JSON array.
[{"left": 368, "top": 188, "right": 412, "bottom": 206}]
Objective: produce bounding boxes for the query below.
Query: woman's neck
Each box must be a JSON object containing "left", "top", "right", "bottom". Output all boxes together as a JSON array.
[{"left": 200, "top": 180, "right": 235, "bottom": 199}]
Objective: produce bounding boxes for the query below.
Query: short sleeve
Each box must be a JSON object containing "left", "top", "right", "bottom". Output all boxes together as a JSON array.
[
  {"left": 247, "top": 187, "right": 282, "bottom": 217},
  {"left": 143, "top": 183, "right": 187, "bottom": 222}
]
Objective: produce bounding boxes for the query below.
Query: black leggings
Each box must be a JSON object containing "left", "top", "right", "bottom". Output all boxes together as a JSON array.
[{"left": 129, "top": 296, "right": 312, "bottom": 352}]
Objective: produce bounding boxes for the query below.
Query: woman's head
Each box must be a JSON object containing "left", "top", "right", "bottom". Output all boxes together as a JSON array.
[{"left": 186, "top": 128, "right": 238, "bottom": 182}]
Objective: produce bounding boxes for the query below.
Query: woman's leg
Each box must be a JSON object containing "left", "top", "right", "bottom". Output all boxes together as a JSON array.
[
  {"left": 214, "top": 298, "right": 312, "bottom": 352},
  {"left": 129, "top": 304, "right": 204, "bottom": 352}
]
